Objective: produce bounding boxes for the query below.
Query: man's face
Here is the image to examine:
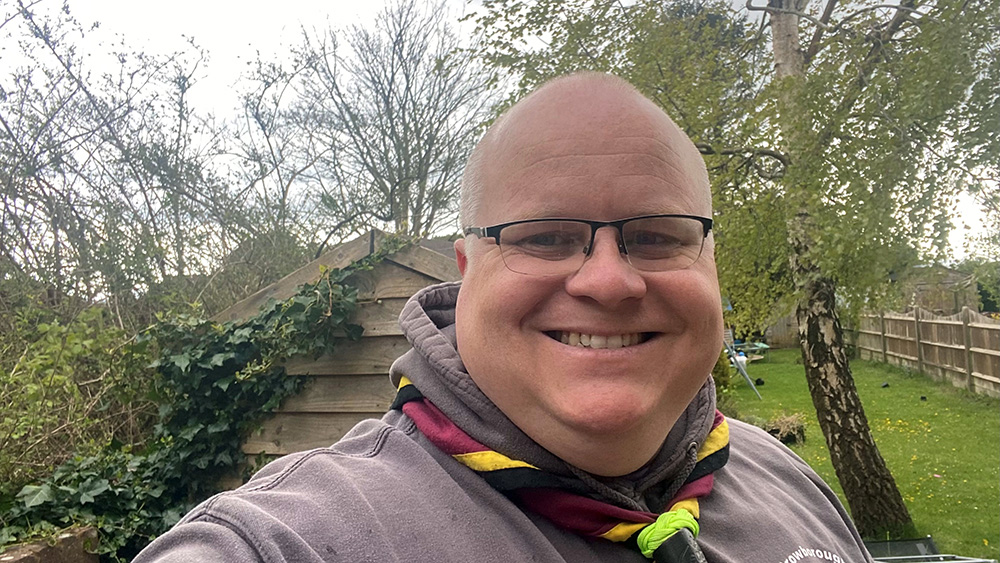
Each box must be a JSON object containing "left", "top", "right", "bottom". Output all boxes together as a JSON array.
[{"left": 454, "top": 85, "right": 723, "bottom": 476}]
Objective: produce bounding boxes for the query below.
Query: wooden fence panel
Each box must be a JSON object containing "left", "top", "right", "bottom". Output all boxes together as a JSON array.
[
  {"left": 856, "top": 314, "right": 885, "bottom": 362},
  {"left": 883, "top": 313, "right": 920, "bottom": 370},
  {"left": 858, "top": 307, "right": 999, "bottom": 398}
]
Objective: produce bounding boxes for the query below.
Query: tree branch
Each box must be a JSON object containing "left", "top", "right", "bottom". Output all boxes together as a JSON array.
[
  {"left": 804, "top": 0, "right": 839, "bottom": 64},
  {"left": 747, "top": 0, "right": 830, "bottom": 29}
]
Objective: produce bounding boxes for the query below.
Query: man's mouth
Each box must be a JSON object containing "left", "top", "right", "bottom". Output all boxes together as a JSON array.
[{"left": 546, "top": 331, "right": 651, "bottom": 349}]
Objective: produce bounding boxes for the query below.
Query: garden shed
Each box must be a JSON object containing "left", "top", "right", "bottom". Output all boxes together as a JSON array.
[{"left": 213, "top": 230, "right": 460, "bottom": 457}]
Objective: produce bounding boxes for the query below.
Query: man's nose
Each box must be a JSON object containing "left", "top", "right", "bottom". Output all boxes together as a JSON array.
[{"left": 565, "top": 227, "right": 647, "bottom": 305}]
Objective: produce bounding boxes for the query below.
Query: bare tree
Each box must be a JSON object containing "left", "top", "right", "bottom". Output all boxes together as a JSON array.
[
  {"left": 236, "top": 0, "right": 495, "bottom": 248},
  {"left": 0, "top": 1, "right": 256, "bottom": 325}
]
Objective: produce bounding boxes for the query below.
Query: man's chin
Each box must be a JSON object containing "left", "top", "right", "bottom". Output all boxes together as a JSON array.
[{"left": 551, "top": 397, "right": 670, "bottom": 440}]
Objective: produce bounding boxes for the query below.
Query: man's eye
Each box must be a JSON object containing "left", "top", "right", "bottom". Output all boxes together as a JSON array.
[
  {"left": 629, "top": 231, "right": 681, "bottom": 247},
  {"left": 522, "top": 233, "right": 572, "bottom": 247}
]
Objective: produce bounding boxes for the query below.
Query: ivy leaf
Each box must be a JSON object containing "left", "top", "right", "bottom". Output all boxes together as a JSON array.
[
  {"left": 215, "top": 450, "right": 233, "bottom": 466},
  {"left": 178, "top": 423, "right": 205, "bottom": 441},
  {"left": 78, "top": 478, "right": 110, "bottom": 504},
  {"left": 170, "top": 354, "right": 191, "bottom": 372},
  {"left": 210, "top": 352, "right": 232, "bottom": 367},
  {"left": 17, "top": 484, "right": 54, "bottom": 508},
  {"left": 207, "top": 421, "right": 229, "bottom": 434},
  {"left": 343, "top": 323, "right": 364, "bottom": 340}
]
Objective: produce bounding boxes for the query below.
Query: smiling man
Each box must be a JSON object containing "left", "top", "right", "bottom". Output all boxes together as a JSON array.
[
  {"left": 135, "top": 74, "right": 873, "bottom": 563},
  {"left": 453, "top": 74, "right": 723, "bottom": 479}
]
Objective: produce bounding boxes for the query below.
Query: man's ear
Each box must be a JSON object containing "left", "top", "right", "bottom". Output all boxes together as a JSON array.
[{"left": 454, "top": 238, "right": 468, "bottom": 277}]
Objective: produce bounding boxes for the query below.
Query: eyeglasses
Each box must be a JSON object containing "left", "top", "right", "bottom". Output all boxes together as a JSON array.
[{"left": 463, "top": 214, "right": 713, "bottom": 276}]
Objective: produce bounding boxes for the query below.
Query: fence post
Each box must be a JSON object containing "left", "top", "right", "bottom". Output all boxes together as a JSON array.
[
  {"left": 914, "top": 308, "right": 924, "bottom": 374},
  {"left": 879, "top": 312, "right": 888, "bottom": 363},
  {"left": 962, "top": 306, "right": 976, "bottom": 393}
]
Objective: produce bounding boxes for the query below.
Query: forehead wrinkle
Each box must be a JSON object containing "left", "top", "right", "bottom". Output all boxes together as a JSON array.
[
  {"left": 505, "top": 134, "right": 688, "bottom": 164},
  {"left": 512, "top": 153, "right": 694, "bottom": 195},
  {"left": 500, "top": 135, "right": 699, "bottom": 185},
  {"left": 507, "top": 199, "right": 692, "bottom": 221}
]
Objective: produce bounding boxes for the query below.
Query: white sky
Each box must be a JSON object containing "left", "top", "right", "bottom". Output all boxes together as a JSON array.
[
  {"left": 25, "top": 1, "right": 996, "bottom": 260},
  {"left": 67, "top": 0, "right": 463, "bottom": 116}
]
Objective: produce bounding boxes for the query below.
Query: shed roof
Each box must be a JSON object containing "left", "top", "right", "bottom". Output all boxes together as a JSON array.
[{"left": 214, "top": 230, "right": 460, "bottom": 323}]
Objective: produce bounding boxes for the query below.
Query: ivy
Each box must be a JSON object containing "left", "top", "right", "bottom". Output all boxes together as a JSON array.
[{"left": 0, "top": 235, "right": 414, "bottom": 561}]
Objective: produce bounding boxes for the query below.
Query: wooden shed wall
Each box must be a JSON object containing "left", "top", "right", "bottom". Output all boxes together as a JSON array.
[{"left": 241, "top": 247, "right": 458, "bottom": 456}]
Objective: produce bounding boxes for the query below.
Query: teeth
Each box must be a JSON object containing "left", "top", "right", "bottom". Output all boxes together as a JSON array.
[{"left": 555, "top": 332, "right": 644, "bottom": 349}]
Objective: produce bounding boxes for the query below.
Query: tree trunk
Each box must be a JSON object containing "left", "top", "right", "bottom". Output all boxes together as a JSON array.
[
  {"left": 772, "top": 0, "right": 913, "bottom": 537},
  {"left": 795, "top": 274, "right": 913, "bottom": 537}
]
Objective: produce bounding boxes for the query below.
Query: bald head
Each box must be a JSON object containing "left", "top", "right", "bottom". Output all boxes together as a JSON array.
[{"left": 459, "top": 73, "right": 711, "bottom": 227}]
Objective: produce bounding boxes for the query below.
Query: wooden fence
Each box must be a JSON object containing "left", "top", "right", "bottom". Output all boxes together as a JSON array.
[{"left": 857, "top": 307, "right": 1000, "bottom": 398}]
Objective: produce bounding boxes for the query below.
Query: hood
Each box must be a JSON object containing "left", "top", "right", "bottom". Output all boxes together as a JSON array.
[{"left": 389, "top": 281, "right": 718, "bottom": 512}]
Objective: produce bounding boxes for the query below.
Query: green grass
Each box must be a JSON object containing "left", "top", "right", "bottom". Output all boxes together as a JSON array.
[{"left": 729, "top": 348, "right": 1000, "bottom": 560}]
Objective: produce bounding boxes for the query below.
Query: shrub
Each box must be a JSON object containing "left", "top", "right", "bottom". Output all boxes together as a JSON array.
[
  {"left": 741, "top": 412, "right": 807, "bottom": 445},
  {"left": 711, "top": 350, "right": 734, "bottom": 390},
  {"left": 712, "top": 350, "right": 741, "bottom": 418},
  {"left": 0, "top": 308, "right": 154, "bottom": 495},
  {"left": 1, "top": 236, "right": 412, "bottom": 561}
]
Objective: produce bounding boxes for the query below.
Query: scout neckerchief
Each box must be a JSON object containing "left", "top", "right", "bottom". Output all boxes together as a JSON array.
[{"left": 391, "top": 376, "right": 730, "bottom": 563}]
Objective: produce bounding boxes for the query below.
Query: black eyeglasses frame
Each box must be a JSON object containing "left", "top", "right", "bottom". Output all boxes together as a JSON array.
[{"left": 462, "top": 214, "right": 713, "bottom": 258}]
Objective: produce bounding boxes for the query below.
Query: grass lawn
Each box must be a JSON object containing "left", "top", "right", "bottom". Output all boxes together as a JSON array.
[{"left": 729, "top": 348, "right": 1000, "bottom": 561}]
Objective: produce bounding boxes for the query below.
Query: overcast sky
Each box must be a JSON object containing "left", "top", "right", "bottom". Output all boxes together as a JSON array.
[
  {"left": 66, "top": 0, "right": 473, "bottom": 116},
  {"left": 30, "top": 1, "right": 993, "bottom": 259}
]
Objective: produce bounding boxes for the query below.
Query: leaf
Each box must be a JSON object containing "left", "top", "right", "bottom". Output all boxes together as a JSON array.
[
  {"left": 207, "top": 421, "right": 229, "bottom": 433},
  {"left": 170, "top": 354, "right": 191, "bottom": 372},
  {"left": 178, "top": 423, "right": 205, "bottom": 441},
  {"left": 17, "top": 484, "right": 54, "bottom": 508},
  {"left": 210, "top": 352, "right": 232, "bottom": 367},
  {"left": 78, "top": 478, "right": 110, "bottom": 504}
]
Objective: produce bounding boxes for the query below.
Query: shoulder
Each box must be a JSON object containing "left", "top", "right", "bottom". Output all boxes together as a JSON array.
[
  {"left": 136, "top": 412, "right": 575, "bottom": 563},
  {"left": 135, "top": 415, "right": 432, "bottom": 563},
  {"left": 235, "top": 415, "right": 418, "bottom": 492},
  {"left": 725, "top": 417, "right": 819, "bottom": 476},
  {"left": 697, "top": 417, "right": 873, "bottom": 563},
  {"left": 720, "top": 417, "right": 841, "bottom": 509},
  {"left": 724, "top": 417, "right": 846, "bottom": 500},
  {"left": 190, "top": 413, "right": 431, "bottom": 523}
]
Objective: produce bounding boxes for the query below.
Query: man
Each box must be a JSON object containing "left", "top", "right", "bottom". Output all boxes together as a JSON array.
[{"left": 134, "top": 73, "right": 872, "bottom": 563}]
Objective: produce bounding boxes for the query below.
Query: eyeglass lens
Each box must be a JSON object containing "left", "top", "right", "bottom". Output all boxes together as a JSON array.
[{"left": 497, "top": 216, "right": 707, "bottom": 276}]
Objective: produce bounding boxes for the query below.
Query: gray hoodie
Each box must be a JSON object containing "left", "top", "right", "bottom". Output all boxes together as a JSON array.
[{"left": 134, "top": 283, "right": 873, "bottom": 563}]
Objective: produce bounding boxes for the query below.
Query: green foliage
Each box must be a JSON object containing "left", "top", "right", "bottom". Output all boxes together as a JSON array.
[
  {"left": 711, "top": 350, "right": 733, "bottom": 391},
  {"left": 0, "top": 236, "right": 413, "bottom": 560},
  {"left": 955, "top": 259, "right": 1000, "bottom": 313},
  {"left": 712, "top": 350, "right": 741, "bottom": 418},
  {"left": 0, "top": 308, "right": 153, "bottom": 494},
  {"left": 731, "top": 349, "right": 1000, "bottom": 558},
  {"left": 470, "top": 0, "right": 763, "bottom": 144}
]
